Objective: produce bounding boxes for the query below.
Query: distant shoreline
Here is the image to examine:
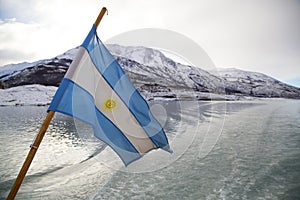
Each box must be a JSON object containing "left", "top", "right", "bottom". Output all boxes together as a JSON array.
[{"left": 1, "top": 84, "right": 298, "bottom": 107}]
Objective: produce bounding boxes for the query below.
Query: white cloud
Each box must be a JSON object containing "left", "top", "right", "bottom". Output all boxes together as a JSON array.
[
  {"left": 0, "top": 0, "right": 103, "bottom": 65},
  {"left": 0, "top": 21, "right": 40, "bottom": 64},
  {"left": 0, "top": 0, "right": 299, "bottom": 84}
]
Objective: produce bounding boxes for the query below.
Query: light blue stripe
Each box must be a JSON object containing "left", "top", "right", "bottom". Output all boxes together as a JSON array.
[
  {"left": 81, "top": 25, "right": 172, "bottom": 153},
  {"left": 82, "top": 25, "right": 97, "bottom": 48},
  {"left": 48, "top": 78, "right": 141, "bottom": 166},
  {"left": 49, "top": 25, "right": 172, "bottom": 166},
  {"left": 128, "top": 90, "right": 171, "bottom": 152},
  {"left": 82, "top": 26, "right": 114, "bottom": 73},
  {"left": 109, "top": 73, "right": 136, "bottom": 106}
]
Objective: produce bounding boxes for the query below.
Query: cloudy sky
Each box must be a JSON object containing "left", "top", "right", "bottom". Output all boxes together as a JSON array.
[{"left": 0, "top": 0, "right": 299, "bottom": 87}]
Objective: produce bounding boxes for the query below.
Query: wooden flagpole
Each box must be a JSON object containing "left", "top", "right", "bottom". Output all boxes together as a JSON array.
[
  {"left": 7, "top": 7, "right": 107, "bottom": 200},
  {"left": 94, "top": 7, "right": 107, "bottom": 27},
  {"left": 7, "top": 111, "right": 55, "bottom": 200}
]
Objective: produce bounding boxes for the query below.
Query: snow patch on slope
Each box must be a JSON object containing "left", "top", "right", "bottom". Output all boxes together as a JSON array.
[{"left": 0, "top": 85, "right": 57, "bottom": 106}]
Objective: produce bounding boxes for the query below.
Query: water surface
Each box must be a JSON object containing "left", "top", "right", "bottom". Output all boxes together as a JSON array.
[{"left": 0, "top": 99, "right": 299, "bottom": 199}]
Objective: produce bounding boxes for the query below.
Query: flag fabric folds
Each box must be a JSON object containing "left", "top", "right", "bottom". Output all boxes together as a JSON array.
[{"left": 48, "top": 25, "right": 172, "bottom": 165}]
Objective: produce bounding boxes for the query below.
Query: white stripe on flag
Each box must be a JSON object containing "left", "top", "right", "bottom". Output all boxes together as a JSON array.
[{"left": 65, "top": 47, "right": 156, "bottom": 154}]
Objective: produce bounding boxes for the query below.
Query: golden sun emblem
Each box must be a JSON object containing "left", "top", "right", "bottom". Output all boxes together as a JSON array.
[{"left": 104, "top": 99, "right": 116, "bottom": 111}]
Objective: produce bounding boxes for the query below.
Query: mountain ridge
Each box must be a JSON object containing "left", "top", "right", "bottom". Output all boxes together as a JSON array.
[{"left": 0, "top": 44, "right": 299, "bottom": 101}]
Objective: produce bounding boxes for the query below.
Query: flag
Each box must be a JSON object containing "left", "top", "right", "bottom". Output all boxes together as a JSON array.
[{"left": 48, "top": 25, "right": 172, "bottom": 165}]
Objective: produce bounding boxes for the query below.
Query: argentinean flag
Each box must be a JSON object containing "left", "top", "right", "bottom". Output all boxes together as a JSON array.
[{"left": 48, "top": 25, "right": 172, "bottom": 165}]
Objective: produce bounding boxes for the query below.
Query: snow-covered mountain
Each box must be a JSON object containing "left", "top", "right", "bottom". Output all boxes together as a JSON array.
[
  {"left": 210, "top": 68, "right": 300, "bottom": 98},
  {"left": 108, "top": 44, "right": 300, "bottom": 99},
  {"left": 0, "top": 44, "right": 299, "bottom": 104},
  {"left": 108, "top": 45, "right": 225, "bottom": 99}
]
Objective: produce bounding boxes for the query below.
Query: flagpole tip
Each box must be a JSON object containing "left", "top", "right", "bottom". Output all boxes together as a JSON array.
[{"left": 94, "top": 7, "right": 108, "bottom": 28}]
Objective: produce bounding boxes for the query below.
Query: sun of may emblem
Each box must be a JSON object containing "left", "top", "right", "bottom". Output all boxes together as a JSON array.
[{"left": 103, "top": 98, "right": 117, "bottom": 111}]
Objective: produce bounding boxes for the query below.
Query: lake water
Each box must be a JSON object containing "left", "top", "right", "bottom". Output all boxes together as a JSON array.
[{"left": 0, "top": 99, "right": 299, "bottom": 199}]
